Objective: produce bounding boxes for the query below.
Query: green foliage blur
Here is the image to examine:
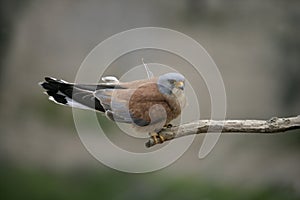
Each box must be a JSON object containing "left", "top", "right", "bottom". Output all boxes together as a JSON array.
[{"left": 1, "top": 165, "right": 299, "bottom": 200}]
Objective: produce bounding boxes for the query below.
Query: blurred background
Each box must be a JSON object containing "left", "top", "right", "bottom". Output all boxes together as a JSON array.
[{"left": 1, "top": 0, "right": 300, "bottom": 199}]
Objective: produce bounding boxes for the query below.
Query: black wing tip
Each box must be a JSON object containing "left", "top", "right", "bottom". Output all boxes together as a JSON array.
[
  {"left": 44, "top": 76, "right": 52, "bottom": 81},
  {"left": 47, "top": 91, "right": 68, "bottom": 104},
  {"left": 39, "top": 81, "right": 57, "bottom": 91},
  {"left": 45, "top": 76, "right": 60, "bottom": 83},
  {"left": 39, "top": 76, "right": 69, "bottom": 89},
  {"left": 38, "top": 77, "right": 57, "bottom": 86},
  {"left": 39, "top": 76, "right": 105, "bottom": 112},
  {"left": 39, "top": 76, "right": 68, "bottom": 105}
]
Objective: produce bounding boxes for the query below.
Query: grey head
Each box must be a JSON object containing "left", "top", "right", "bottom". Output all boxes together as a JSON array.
[{"left": 157, "top": 72, "right": 185, "bottom": 95}]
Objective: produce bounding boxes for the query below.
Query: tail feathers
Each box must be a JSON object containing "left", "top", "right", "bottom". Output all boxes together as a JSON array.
[
  {"left": 47, "top": 91, "right": 68, "bottom": 105},
  {"left": 40, "top": 77, "right": 72, "bottom": 104},
  {"left": 40, "top": 77, "right": 104, "bottom": 111}
]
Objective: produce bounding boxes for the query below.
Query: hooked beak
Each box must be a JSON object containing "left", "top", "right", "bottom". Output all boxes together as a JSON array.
[{"left": 175, "top": 81, "right": 184, "bottom": 90}]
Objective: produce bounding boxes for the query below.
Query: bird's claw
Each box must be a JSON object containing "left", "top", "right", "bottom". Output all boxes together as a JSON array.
[
  {"left": 158, "top": 135, "right": 165, "bottom": 143},
  {"left": 150, "top": 132, "right": 159, "bottom": 144},
  {"left": 150, "top": 132, "right": 165, "bottom": 145}
]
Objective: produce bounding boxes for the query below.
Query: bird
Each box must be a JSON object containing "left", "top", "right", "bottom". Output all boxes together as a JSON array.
[{"left": 39, "top": 72, "right": 186, "bottom": 145}]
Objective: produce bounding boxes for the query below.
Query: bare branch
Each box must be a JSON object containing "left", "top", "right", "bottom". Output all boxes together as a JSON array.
[{"left": 145, "top": 115, "right": 300, "bottom": 148}]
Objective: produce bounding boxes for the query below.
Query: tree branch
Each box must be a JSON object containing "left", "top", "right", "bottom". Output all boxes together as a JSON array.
[{"left": 145, "top": 115, "right": 300, "bottom": 148}]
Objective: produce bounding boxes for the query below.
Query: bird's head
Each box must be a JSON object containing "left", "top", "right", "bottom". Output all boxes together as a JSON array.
[{"left": 157, "top": 72, "right": 185, "bottom": 95}]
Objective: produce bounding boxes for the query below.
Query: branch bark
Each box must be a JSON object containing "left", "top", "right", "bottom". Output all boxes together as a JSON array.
[{"left": 145, "top": 115, "right": 300, "bottom": 148}]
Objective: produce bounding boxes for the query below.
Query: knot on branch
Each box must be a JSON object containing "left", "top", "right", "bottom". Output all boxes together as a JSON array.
[{"left": 268, "top": 117, "right": 279, "bottom": 123}]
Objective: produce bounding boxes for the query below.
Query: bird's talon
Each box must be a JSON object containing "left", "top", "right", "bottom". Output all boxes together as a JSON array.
[
  {"left": 150, "top": 132, "right": 165, "bottom": 144},
  {"left": 158, "top": 135, "right": 165, "bottom": 143},
  {"left": 150, "top": 132, "right": 158, "bottom": 137},
  {"left": 150, "top": 132, "right": 159, "bottom": 144}
]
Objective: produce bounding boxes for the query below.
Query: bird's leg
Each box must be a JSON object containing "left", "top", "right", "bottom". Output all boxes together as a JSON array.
[
  {"left": 150, "top": 132, "right": 159, "bottom": 144},
  {"left": 149, "top": 124, "right": 173, "bottom": 145},
  {"left": 149, "top": 124, "right": 172, "bottom": 145},
  {"left": 158, "top": 133, "right": 165, "bottom": 143},
  {"left": 150, "top": 132, "right": 165, "bottom": 145}
]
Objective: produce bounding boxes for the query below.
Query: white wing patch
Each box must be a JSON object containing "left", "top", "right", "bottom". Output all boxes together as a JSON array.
[{"left": 101, "top": 76, "right": 119, "bottom": 83}]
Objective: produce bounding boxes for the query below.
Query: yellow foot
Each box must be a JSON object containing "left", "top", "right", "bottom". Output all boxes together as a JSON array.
[
  {"left": 158, "top": 135, "right": 165, "bottom": 143},
  {"left": 150, "top": 132, "right": 165, "bottom": 145},
  {"left": 150, "top": 132, "right": 159, "bottom": 144}
]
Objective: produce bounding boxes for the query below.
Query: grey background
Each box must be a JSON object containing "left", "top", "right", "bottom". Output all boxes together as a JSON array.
[{"left": 0, "top": 0, "right": 300, "bottom": 199}]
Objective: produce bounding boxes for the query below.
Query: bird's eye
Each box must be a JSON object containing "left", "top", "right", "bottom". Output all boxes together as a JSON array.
[{"left": 169, "top": 80, "right": 175, "bottom": 84}]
